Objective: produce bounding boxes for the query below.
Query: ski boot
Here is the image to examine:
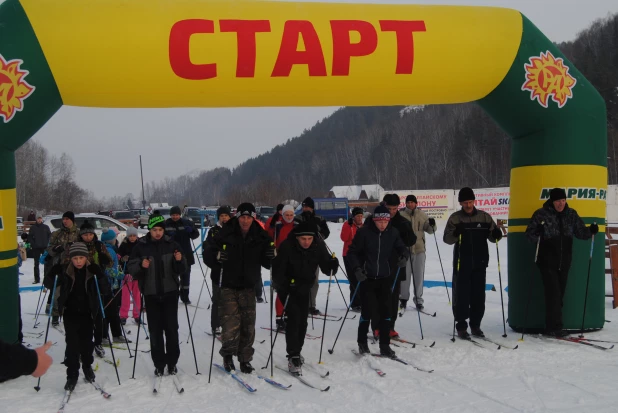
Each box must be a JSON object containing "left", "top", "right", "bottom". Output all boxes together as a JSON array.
[
  {"left": 154, "top": 366, "right": 165, "bottom": 377},
  {"left": 101, "top": 338, "right": 110, "bottom": 346},
  {"left": 389, "top": 329, "right": 400, "bottom": 338},
  {"left": 113, "top": 335, "right": 131, "bottom": 344},
  {"left": 256, "top": 297, "right": 264, "bottom": 304},
  {"left": 358, "top": 341, "right": 370, "bottom": 355},
  {"left": 471, "top": 327, "right": 485, "bottom": 338},
  {"left": 83, "top": 365, "right": 96, "bottom": 383},
  {"left": 373, "top": 330, "right": 380, "bottom": 341},
  {"left": 545, "top": 329, "right": 569, "bottom": 338},
  {"left": 399, "top": 299, "right": 407, "bottom": 310},
  {"left": 276, "top": 317, "right": 287, "bottom": 332},
  {"left": 134, "top": 317, "right": 142, "bottom": 325},
  {"left": 351, "top": 306, "right": 362, "bottom": 313},
  {"left": 309, "top": 307, "right": 321, "bottom": 316},
  {"left": 120, "top": 318, "right": 127, "bottom": 326},
  {"left": 457, "top": 329, "right": 471, "bottom": 339},
  {"left": 288, "top": 356, "right": 302, "bottom": 375},
  {"left": 223, "top": 355, "right": 235, "bottom": 372},
  {"left": 168, "top": 365, "right": 178, "bottom": 375},
  {"left": 380, "top": 346, "right": 396, "bottom": 359},
  {"left": 94, "top": 345, "right": 106, "bottom": 358},
  {"left": 52, "top": 316, "right": 60, "bottom": 327},
  {"left": 64, "top": 377, "right": 77, "bottom": 391},
  {"left": 415, "top": 303, "right": 424, "bottom": 311},
  {"left": 240, "top": 362, "right": 254, "bottom": 374}
]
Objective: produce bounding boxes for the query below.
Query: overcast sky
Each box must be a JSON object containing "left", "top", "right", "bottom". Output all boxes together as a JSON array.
[{"left": 29, "top": 0, "right": 618, "bottom": 198}]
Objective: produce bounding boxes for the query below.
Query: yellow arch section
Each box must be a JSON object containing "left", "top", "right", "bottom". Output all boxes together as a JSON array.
[{"left": 21, "top": 0, "right": 522, "bottom": 108}]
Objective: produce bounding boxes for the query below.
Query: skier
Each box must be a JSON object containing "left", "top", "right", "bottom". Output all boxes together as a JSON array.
[
  {"left": 381, "top": 194, "right": 416, "bottom": 338},
  {"left": 128, "top": 212, "right": 187, "bottom": 376},
  {"left": 265, "top": 203, "right": 285, "bottom": 230},
  {"left": 347, "top": 205, "right": 408, "bottom": 357},
  {"left": 525, "top": 187, "right": 598, "bottom": 337},
  {"left": 204, "top": 205, "right": 232, "bottom": 335},
  {"left": 28, "top": 215, "right": 51, "bottom": 284},
  {"left": 340, "top": 207, "right": 364, "bottom": 311},
  {"left": 54, "top": 242, "right": 112, "bottom": 390},
  {"left": 444, "top": 187, "right": 502, "bottom": 339},
  {"left": 400, "top": 194, "right": 436, "bottom": 311},
  {"left": 100, "top": 228, "right": 128, "bottom": 345},
  {"left": 118, "top": 227, "right": 141, "bottom": 325},
  {"left": 165, "top": 205, "right": 200, "bottom": 304},
  {"left": 204, "top": 203, "right": 275, "bottom": 373},
  {"left": 273, "top": 221, "right": 339, "bottom": 374},
  {"left": 295, "top": 197, "right": 330, "bottom": 315}
]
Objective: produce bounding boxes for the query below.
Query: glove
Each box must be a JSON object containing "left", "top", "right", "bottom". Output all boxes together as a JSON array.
[
  {"left": 396, "top": 255, "right": 408, "bottom": 268},
  {"left": 270, "top": 212, "right": 281, "bottom": 227},
  {"left": 355, "top": 268, "right": 367, "bottom": 283},
  {"left": 266, "top": 244, "right": 277, "bottom": 259},
  {"left": 589, "top": 223, "right": 599, "bottom": 235},
  {"left": 121, "top": 255, "right": 129, "bottom": 263},
  {"left": 329, "top": 257, "right": 339, "bottom": 275},
  {"left": 428, "top": 218, "right": 436, "bottom": 228},
  {"left": 87, "top": 264, "right": 104, "bottom": 276},
  {"left": 491, "top": 227, "right": 503, "bottom": 241},
  {"left": 184, "top": 226, "right": 193, "bottom": 233},
  {"left": 347, "top": 218, "right": 354, "bottom": 226},
  {"left": 217, "top": 250, "right": 228, "bottom": 263},
  {"left": 453, "top": 223, "right": 465, "bottom": 237},
  {"left": 52, "top": 244, "right": 64, "bottom": 253}
]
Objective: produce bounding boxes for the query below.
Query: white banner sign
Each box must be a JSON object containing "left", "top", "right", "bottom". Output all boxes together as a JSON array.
[{"left": 472, "top": 188, "right": 510, "bottom": 219}]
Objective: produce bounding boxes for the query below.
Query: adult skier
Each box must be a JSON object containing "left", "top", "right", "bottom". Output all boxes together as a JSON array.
[
  {"left": 165, "top": 206, "right": 200, "bottom": 304},
  {"left": 525, "top": 188, "right": 597, "bottom": 336},
  {"left": 273, "top": 221, "right": 338, "bottom": 373},
  {"left": 444, "top": 187, "right": 502, "bottom": 339},
  {"left": 340, "top": 207, "right": 364, "bottom": 311},
  {"left": 347, "top": 205, "right": 408, "bottom": 357},
  {"left": 28, "top": 215, "right": 51, "bottom": 284}
]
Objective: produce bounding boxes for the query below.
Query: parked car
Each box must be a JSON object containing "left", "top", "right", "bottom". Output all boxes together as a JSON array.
[
  {"left": 43, "top": 214, "right": 148, "bottom": 244},
  {"left": 256, "top": 206, "right": 276, "bottom": 224},
  {"left": 111, "top": 210, "right": 139, "bottom": 227},
  {"left": 182, "top": 207, "right": 210, "bottom": 228},
  {"left": 295, "top": 198, "right": 349, "bottom": 223},
  {"left": 17, "top": 217, "right": 24, "bottom": 236}
]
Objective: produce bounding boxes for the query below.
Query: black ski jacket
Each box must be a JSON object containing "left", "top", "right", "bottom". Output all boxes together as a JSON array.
[
  {"left": 294, "top": 211, "right": 330, "bottom": 240},
  {"left": 165, "top": 217, "right": 199, "bottom": 266},
  {"left": 54, "top": 263, "right": 112, "bottom": 318},
  {"left": 272, "top": 237, "right": 332, "bottom": 295},
  {"left": 204, "top": 223, "right": 224, "bottom": 283},
  {"left": 0, "top": 339, "right": 38, "bottom": 383},
  {"left": 525, "top": 199, "right": 592, "bottom": 270}
]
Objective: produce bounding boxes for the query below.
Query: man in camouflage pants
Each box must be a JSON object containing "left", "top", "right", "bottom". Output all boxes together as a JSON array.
[{"left": 204, "top": 203, "right": 275, "bottom": 373}]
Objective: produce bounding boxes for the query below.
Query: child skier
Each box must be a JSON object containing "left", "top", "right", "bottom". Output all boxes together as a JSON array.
[
  {"left": 100, "top": 228, "right": 127, "bottom": 345},
  {"left": 118, "top": 227, "right": 141, "bottom": 325},
  {"left": 272, "top": 221, "right": 338, "bottom": 374},
  {"left": 55, "top": 242, "right": 111, "bottom": 390}
]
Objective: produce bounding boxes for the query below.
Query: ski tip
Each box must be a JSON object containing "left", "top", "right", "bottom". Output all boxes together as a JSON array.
[
  {"left": 431, "top": 312, "right": 437, "bottom": 317},
  {"left": 513, "top": 345, "right": 519, "bottom": 350},
  {"left": 450, "top": 338, "right": 456, "bottom": 343},
  {"left": 429, "top": 341, "right": 436, "bottom": 348},
  {"left": 327, "top": 349, "right": 334, "bottom": 354},
  {"left": 497, "top": 345, "right": 502, "bottom": 350},
  {"left": 412, "top": 344, "right": 416, "bottom": 348},
  {"left": 610, "top": 345, "right": 615, "bottom": 350},
  {"left": 322, "top": 386, "right": 331, "bottom": 392}
]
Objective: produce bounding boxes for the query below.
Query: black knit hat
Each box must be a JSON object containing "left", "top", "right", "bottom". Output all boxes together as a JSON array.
[
  {"left": 276, "top": 203, "right": 284, "bottom": 212},
  {"left": 62, "top": 211, "right": 75, "bottom": 223},
  {"left": 351, "top": 207, "right": 364, "bottom": 217},
  {"left": 170, "top": 206, "right": 182, "bottom": 216},
  {"left": 80, "top": 220, "right": 96, "bottom": 236},
  {"left": 549, "top": 188, "right": 567, "bottom": 201},
  {"left": 295, "top": 221, "right": 317, "bottom": 237},
  {"left": 406, "top": 195, "right": 417, "bottom": 203},
  {"left": 148, "top": 211, "right": 166, "bottom": 230},
  {"left": 383, "top": 194, "right": 400, "bottom": 207},
  {"left": 302, "top": 197, "right": 315, "bottom": 210},
  {"left": 217, "top": 205, "right": 231, "bottom": 219},
  {"left": 237, "top": 202, "right": 256, "bottom": 218},
  {"left": 458, "top": 187, "right": 475, "bottom": 202},
  {"left": 373, "top": 205, "right": 391, "bottom": 221}
]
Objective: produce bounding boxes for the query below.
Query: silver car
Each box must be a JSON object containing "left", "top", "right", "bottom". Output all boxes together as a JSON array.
[{"left": 43, "top": 214, "right": 148, "bottom": 243}]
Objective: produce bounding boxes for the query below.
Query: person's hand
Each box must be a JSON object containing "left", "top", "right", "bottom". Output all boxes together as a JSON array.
[
  {"left": 184, "top": 226, "right": 193, "bottom": 233},
  {"left": 491, "top": 227, "right": 503, "bottom": 241},
  {"left": 217, "top": 250, "right": 228, "bottom": 263},
  {"left": 121, "top": 255, "right": 129, "bottom": 263},
  {"left": 355, "top": 268, "right": 367, "bottom": 283},
  {"left": 453, "top": 223, "right": 465, "bottom": 237},
  {"left": 32, "top": 342, "right": 53, "bottom": 378},
  {"left": 174, "top": 250, "right": 182, "bottom": 261},
  {"left": 266, "top": 243, "right": 277, "bottom": 259},
  {"left": 428, "top": 218, "right": 436, "bottom": 228},
  {"left": 397, "top": 255, "right": 408, "bottom": 268},
  {"left": 589, "top": 223, "right": 599, "bottom": 235},
  {"left": 141, "top": 258, "right": 150, "bottom": 268},
  {"left": 329, "top": 257, "right": 339, "bottom": 275},
  {"left": 52, "top": 245, "right": 63, "bottom": 253}
]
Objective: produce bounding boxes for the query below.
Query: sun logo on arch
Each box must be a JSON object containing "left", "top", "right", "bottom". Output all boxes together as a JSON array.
[
  {"left": 521, "top": 51, "right": 576, "bottom": 109},
  {"left": 0, "top": 53, "right": 36, "bottom": 123}
]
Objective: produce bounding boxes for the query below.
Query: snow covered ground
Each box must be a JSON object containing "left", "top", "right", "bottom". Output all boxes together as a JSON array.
[{"left": 4, "top": 223, "right": 618, "bottom": 413}]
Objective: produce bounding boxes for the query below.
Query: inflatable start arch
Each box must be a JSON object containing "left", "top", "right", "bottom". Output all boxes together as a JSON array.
[{"left": 0, "top": 0, "right": 607, "bottom": 341}]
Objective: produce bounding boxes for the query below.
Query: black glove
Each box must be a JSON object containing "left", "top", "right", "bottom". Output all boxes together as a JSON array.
[
  {"left": 355, "top": 268, "right": 367, "bottom": 283},
  {"left": 428, "top": 218, "right": 436, "bottom": 228},
  {"left": 87, "top": 264, "right": 104, "bottom": 276},
  {"left": 491, "top": 227, "right": 503, "bottom": 241},
  {"left": 347, "top": 218, "right": 354, "bottom": 226},
  {"left": 217, "top": 250, "right": 228, "bottom": 263},
  {"left": 52, "top": 244, "right": 64, "bottom": 253},
  {"left": 329, "top": 257, "right": 339, "bottom": 275},
  {"left": 270, "top": 212, "right": 281, "bottom": 228},
  {"left": 266, "top": 244, "right": 277, "bottom": 259},
  {"left": 121, "top": 255, "right": 129, "bottom": 263},
  {"left": 453, "top": 223, "right": 466, "bottom": 237},
  {"left": 589, "top": 223, "right": 599, "bottom": 235},
  {"left": 397, "top": 255, "right": 408, "bottom": 268}
]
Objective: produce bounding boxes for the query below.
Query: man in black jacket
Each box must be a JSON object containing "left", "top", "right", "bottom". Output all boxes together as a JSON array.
[
  {"left": 381, "top": 194, "right": 416, "bottom": 338},
  {"left": 28, "top": 215, "right": 51, "bottom": 284},
  {"left": 204, "top": 203, "right": 275, "bottom": 373},
  {"left": 166, "top": 205, "right": 200, "bottom": 304},
  {"left": 273, "top": 221, "right": 338, "bottom": 374},
  {"left": 128, "top": 212, "right": 187, "bottom": 377},
  {"left": 295, "top": 196, "right": 330, "bottom": 315},
  {"left": 525, "top": 188, "right": 597, "bottom": 336},
  {"left": 0, "top": 340, "right": 53, "bottom": 383},
  {"left": 347, "top": 205, "right": 408, "bottom": 358}
]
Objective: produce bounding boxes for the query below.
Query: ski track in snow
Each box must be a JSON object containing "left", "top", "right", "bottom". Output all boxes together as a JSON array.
[{"left": 5, "top": 224, "right": 618, "bottom": 412}]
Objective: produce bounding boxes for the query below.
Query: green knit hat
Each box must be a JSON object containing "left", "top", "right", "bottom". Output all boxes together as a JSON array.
[{"left": 148, "top": 212, "right": 166, "bottom": 230}]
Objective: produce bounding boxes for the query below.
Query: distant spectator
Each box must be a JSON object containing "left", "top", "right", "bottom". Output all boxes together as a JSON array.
[
  {"left": 28, "top": 216, "right": 52, "bottom": 284},
  {"left": 27, "top": 210, "right": 36, "bottom": 221}
]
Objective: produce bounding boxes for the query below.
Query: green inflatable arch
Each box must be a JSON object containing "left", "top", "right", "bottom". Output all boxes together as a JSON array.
[{"left": 0, "top": 0, "right": 607, "bottom": 341}]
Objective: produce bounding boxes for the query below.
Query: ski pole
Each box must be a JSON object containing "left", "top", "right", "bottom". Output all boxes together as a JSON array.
[
  {"left": 191, "top": 238, "right": 213, "bottom": 299},
  {"left": 319, "top": 233, "right": 349, "bottom": 308},
  {"left": 116, "top": 277, "right": 134, "bottom": 358},
  {"left": 187, "top": 277, "right": 207, "bottom": 343},
  {"left": 263, "top": 284, "right": 268, "bottom": 303},
  {"left": 93, "top": 273, "right": 121, "bottom": 386},
  {"left": 410, "top": 261, "right": 424, "bottom": 340},
  {"left": 520, "top": 221, "right": 544, "bottom": 342},
  {"left": 390, "top": 267, "right": 402, "bottom": 292},
  {"left": 34, "top": 273, "right": 58, "bottom": 392},
  {"left": 209, "top": 246, "right": 226, "bottom": 383},
  {"left": 33, "top": 288, "right": 48, "bottom": 328},
  {"left": 451, "top": 234, "right": 462, "bottom": 343},
  {"left": 184, "top": 300, "right": 201, "bottom": 374},
  {"left": 131, "top": 294, "right": 143, "bottom": 379},
  {"left": 432, "top": 230, "right": 451, "bottom": 305},
  {"left": 262, "top": 293, "right": 290, "bottom": 370},
  {"left": 495, "top": 239, "right": 507, "bottom": 338},
  {"left": 579, "top": 226, "right": 596, "bottom": 338},
  {"left": 319, "top": 258, "right": 336, "bottom": 364},
  {"left": 328, "top": 281, "right": 361, "bottom": 354},
  {"left": 33, "top": 284, "right": 45, "bottom": 320},
  {"left": 269, "top": 242, "right": 275, "bottom": 378}
]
